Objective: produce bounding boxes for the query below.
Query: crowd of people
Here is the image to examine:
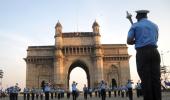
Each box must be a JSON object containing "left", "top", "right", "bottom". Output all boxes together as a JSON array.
[
  {"left": 71, "top": 80, "right": 143, "bottom": 100},
  {"left": 0, "top": 80, "right": 143, "bottom": 100},
  {"left": 0, "top": 82, "right": 66, "bottom": 100},
  {"left": 82, "top": 80, "right": 142, "bottom": 100}
]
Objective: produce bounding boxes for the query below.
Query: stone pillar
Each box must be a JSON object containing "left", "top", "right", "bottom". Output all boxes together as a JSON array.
[
  {"left": 92, "top": 20, "right": 103, "bottom": 84},
  {"left": 94, "top": 46, "right": 103, "bottom": 84},
  {"left": 54, "top": 21, "right": 65, "bottom": 87},
  {"left": 54, "top": 53, "right": 64, "bottom": 87}
]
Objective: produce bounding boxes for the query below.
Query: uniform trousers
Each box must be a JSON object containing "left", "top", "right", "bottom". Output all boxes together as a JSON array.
[
  {"left": 95, "top": 91, "right": 97, "bottom": 97},
  {"left": 114, "top": 90, "right": 117, "bottom": 97},
  {"left": 51, "top": 92, "right": 53, "bottom": 99},
  {"left": 9, "top": 93, "right": 14, "bottom": 100},
  {"left": 23, "top": 93, "right": 26, "bottom": 100},
  {"left": 108, "top": 90, "right": 111, "bottom": 98},
  {"left": 72, "top": 90, "right": 77, "bottom": 100},
  {"left": 84, "top": 92, "right": 87, "bottom": 99},
  {"left": 136, "top": 46, "right": 161, "bottom": 100},
  {"left": 101, "top": 89, "right": 106, "bottom": 100},
  {"left": 128, "top": 88, "right": 133, "bottom": 100},
  {"left": 27, "top": 93, "right": 30, "bottom": 100},
  {"left": 31, "top": 93, "right": 34, "bottom": 100},
  {"left": 45, "top": 92, "right": 49, "bottom": 100}
]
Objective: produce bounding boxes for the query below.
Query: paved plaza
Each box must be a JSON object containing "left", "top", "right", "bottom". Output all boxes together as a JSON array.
[{"left": 1, "top": 92, "right": 170, "bottom": 100}]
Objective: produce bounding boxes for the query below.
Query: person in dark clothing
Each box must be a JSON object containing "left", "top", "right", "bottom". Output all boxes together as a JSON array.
[
  {"left": 108, "top": 87, "right": 111, "bottom": 98},
  {"left": 66, "top": 89, "right": 71, "bottom": 99},
  {"left": 83, "top": 85, "right": 88, "bottom": 100}
]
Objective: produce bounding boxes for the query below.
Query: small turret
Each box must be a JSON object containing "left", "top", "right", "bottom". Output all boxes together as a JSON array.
[
  {"left": 92, "top": 20, "right": 100, "bottom": 33},
  {"left": 54, "top": 20, "right": 63, "bottom": 47},
  {"left": 55, "top": 21, "right": 62, "bottom": 34}
]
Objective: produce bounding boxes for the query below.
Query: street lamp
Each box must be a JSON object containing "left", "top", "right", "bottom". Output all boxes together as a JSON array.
[
  {"left": 0, "top": 69, "right": 3, "bottom": 89},
  {"left": 160, "top": 51, "right": 170, "bottom": 81}
]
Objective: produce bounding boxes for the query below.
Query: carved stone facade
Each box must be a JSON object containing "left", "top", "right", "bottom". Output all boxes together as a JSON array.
[{"left": 24, "top": 21, "right": 131, "bottom": 89}]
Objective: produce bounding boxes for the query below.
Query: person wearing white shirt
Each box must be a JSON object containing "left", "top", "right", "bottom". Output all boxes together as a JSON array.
[
  {"left": 72, "top": 81, "right": 77, "bottom": 100},
  {"left": 100, "top": 80, "right": 106, "bottom": 100},
  {"left": 44, "top": 83, "right": 51, "bottom": 100}
]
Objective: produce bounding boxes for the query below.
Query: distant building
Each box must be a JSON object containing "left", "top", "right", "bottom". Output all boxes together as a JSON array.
[{"left": 24, "top": 20, "right": 131, "bottom": 89}]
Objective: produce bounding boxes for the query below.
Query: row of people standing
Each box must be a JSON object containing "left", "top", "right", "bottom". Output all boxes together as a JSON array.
[
  {"left": 98, "top": 80, "right": 133, "bottom": 100},
  {"left": 82, "top": 80, "right": 140, "bottom": 100},
  {"left": 6, "top": 80, "right": 142, "bottom": 100},
  {"left": 23, "top": 87, "right": 44, "bottom": 100},
  {"left": 23, "top": 83, "right": 66, "bottom": 100},
  {"left": 6, "top": 83, "right": 21, "bottom": 100},
  {"left": 6, "top": 82, "right": 67, "bottom": 100},
  {"left": 83, "top": 84, "right": 93, "bottom": 99}
]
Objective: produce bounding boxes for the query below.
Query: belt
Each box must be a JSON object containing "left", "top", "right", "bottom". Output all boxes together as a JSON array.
[{"left": 136, "top": 45, "right": 157, "bottom": 50}]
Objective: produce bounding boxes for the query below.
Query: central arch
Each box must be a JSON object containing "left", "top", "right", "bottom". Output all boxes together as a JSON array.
[{"left": 67, "top": 60, "right": 90, "bottom": 89}]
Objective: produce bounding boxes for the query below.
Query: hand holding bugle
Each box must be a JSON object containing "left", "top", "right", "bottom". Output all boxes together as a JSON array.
[{"left": 126, "top": 11, "right": 133, "bottom": 25}]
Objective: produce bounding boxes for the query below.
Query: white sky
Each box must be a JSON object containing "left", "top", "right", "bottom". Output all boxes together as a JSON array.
[
  {"left": 0, "top": 0, "right": 170, "bottom": 90},
  {"left": 69, "top": 67, "right": 87, "bottom": 91}
]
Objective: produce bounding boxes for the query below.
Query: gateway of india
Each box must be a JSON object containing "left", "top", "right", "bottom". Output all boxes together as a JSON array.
[{"left": 24, "top": 20, "right": 131, "bottom": 89}]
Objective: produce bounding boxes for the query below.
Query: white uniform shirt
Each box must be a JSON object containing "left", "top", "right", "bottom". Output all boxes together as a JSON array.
[{"left": 72, "top": 83, "right": 77, "bottom": 91}]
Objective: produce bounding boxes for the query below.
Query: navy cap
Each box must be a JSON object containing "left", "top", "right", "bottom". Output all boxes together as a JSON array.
[{"left": 136, "top": 10, "right": 149, "bottom": 14}]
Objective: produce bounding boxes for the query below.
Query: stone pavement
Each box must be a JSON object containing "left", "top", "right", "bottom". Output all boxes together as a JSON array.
[{"left": 1, "top": 92, "right": 170, "bottom": 100}]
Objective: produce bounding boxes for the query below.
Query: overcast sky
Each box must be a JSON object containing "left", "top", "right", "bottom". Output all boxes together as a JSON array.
[{"left": 0, "top": 0, "right": 170, "bottom": 90}]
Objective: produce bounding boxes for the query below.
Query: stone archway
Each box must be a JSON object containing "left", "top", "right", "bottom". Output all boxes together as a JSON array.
[
  {"left": 67, "top": 60, "right": 90, "bottom": 89},
  {"left": 25, "top": 21, "right": 130, "bottom": 88},
  {"left": 107, "top": 64, "right": 119, "bottom": 87}
]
